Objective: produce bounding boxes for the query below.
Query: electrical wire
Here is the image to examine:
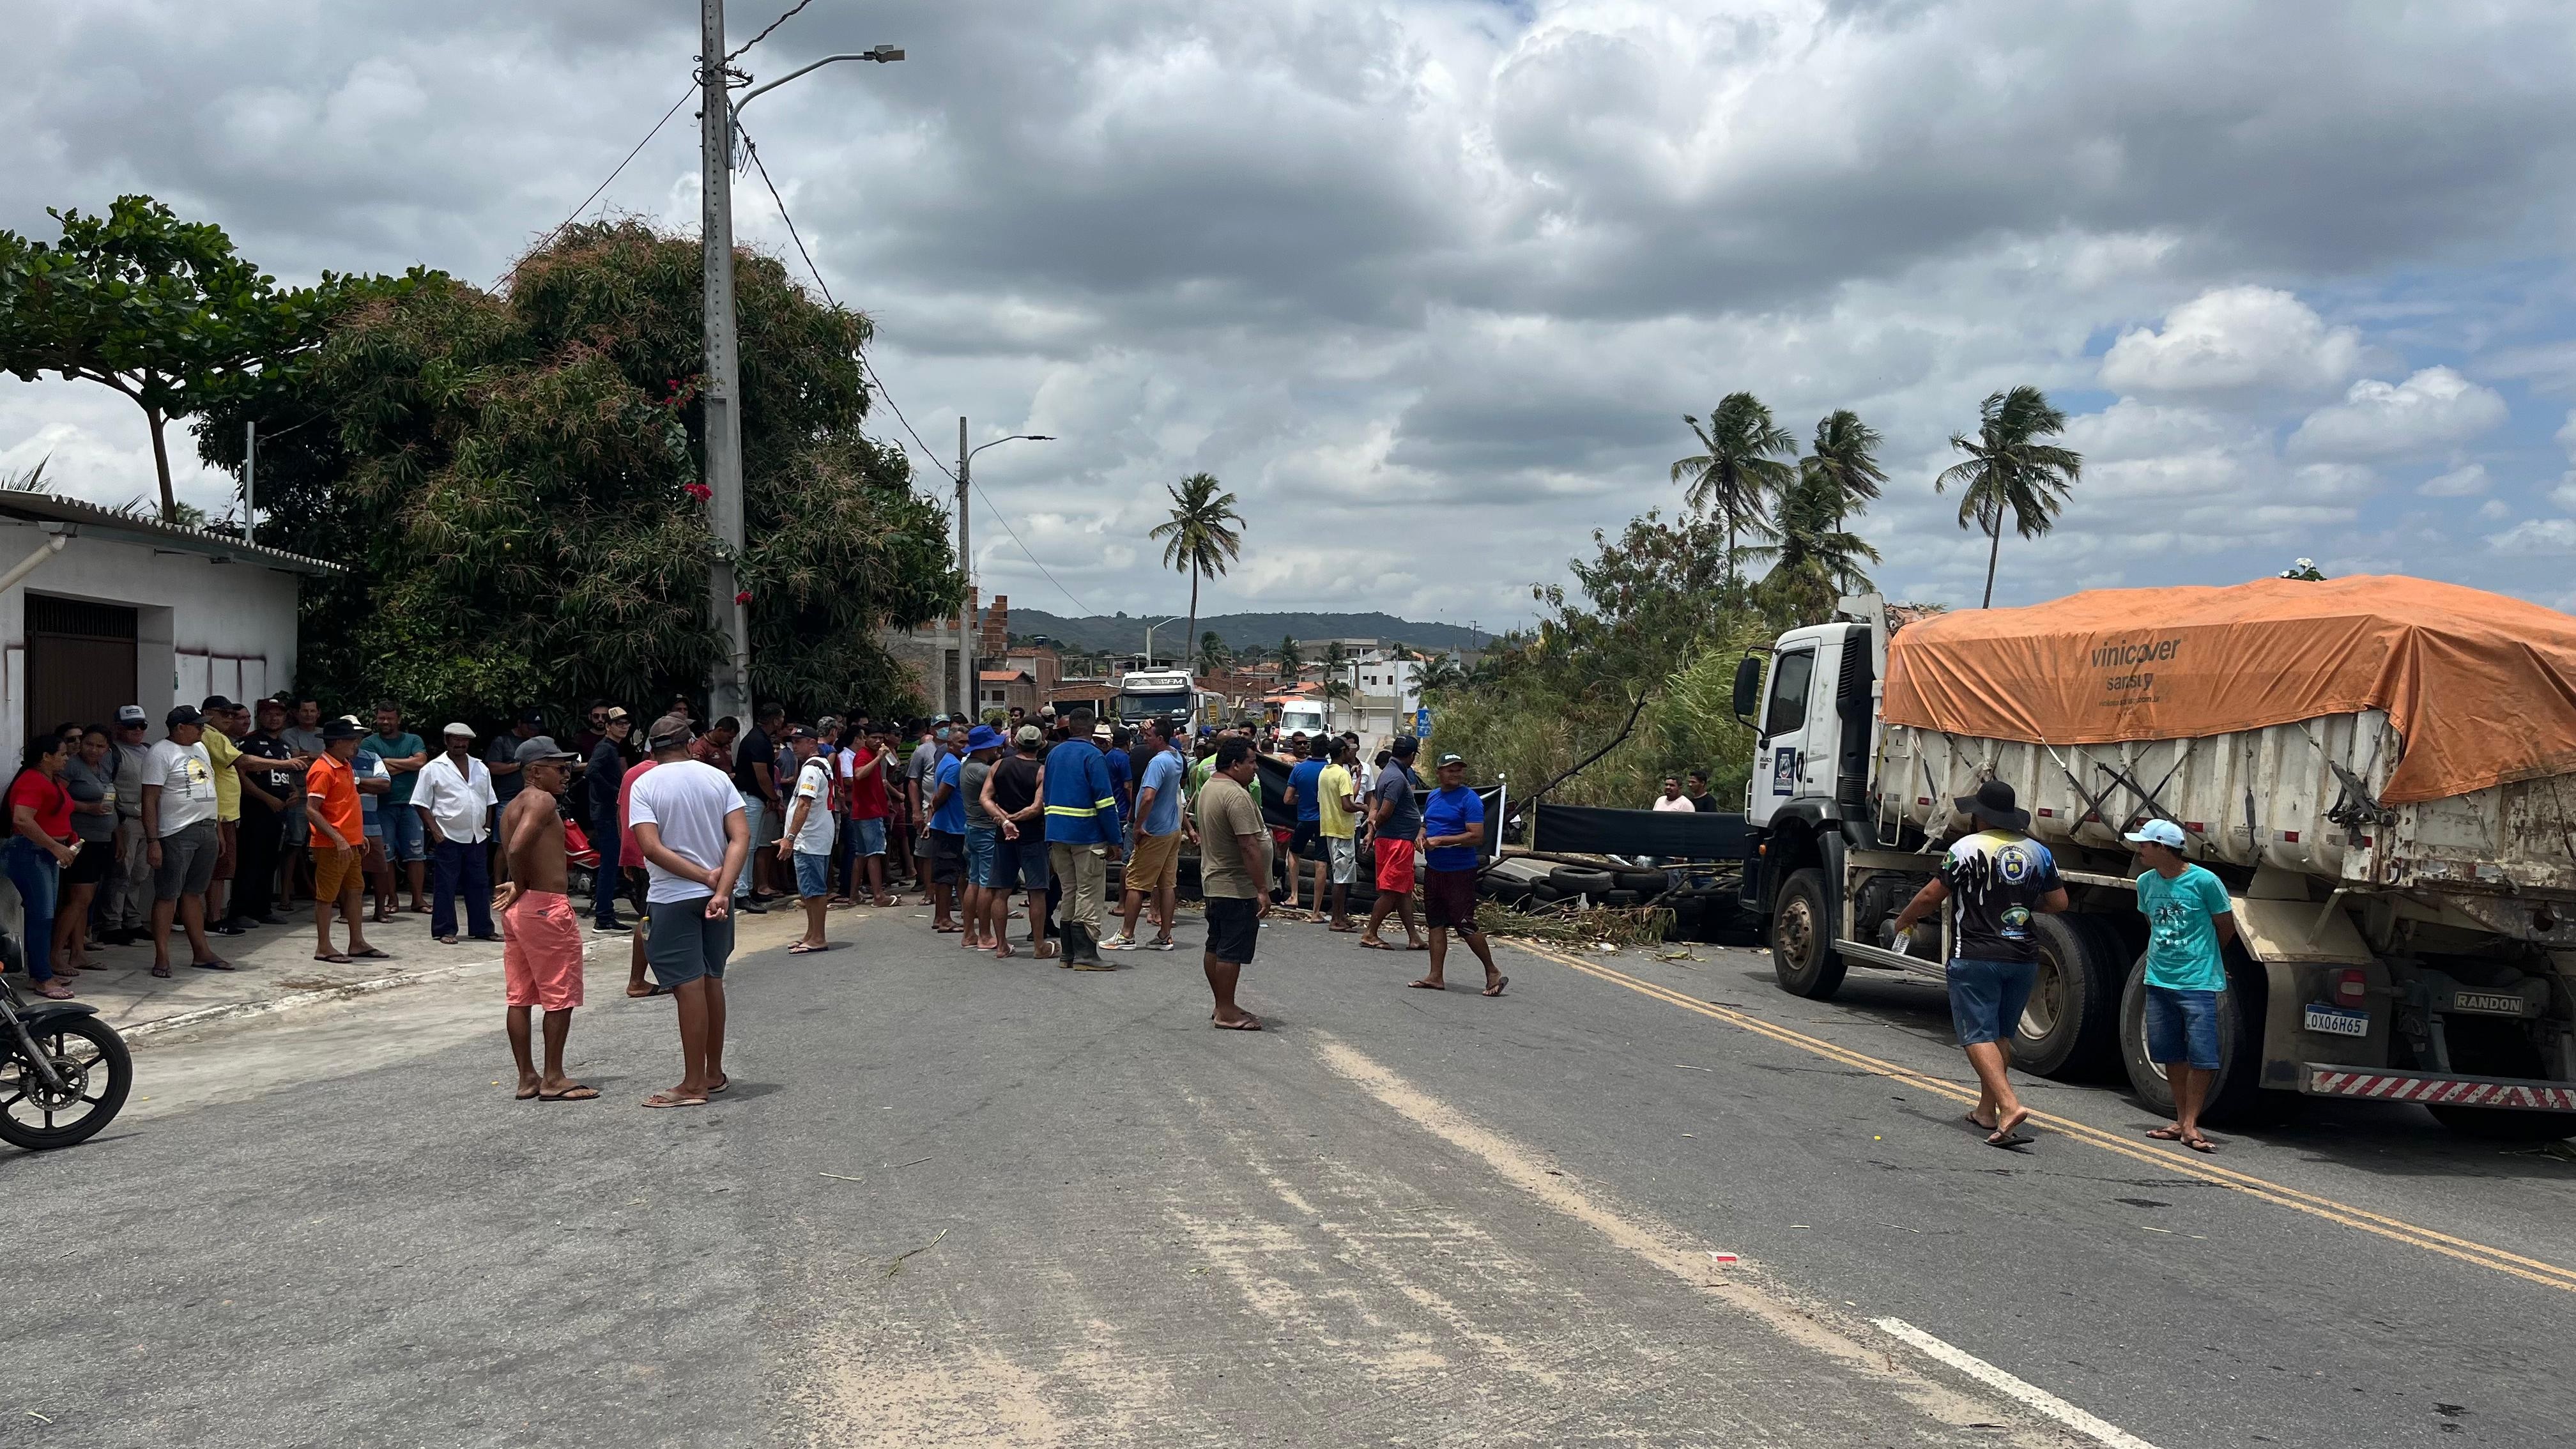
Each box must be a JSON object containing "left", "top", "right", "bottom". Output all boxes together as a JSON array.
[
  {"left": 739, "top": 128, "right": 1094, "bottom": 617},
  {"left": 505, "top": 84, "right": 695, "bottom": 284},
  {"left": 725, "top": 0, "right": 816, "bottom": 63}
]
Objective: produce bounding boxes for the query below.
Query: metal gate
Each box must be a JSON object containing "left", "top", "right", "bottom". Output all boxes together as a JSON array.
[{"left": 24, "top": 594, "right": 137, "bottom": 742}]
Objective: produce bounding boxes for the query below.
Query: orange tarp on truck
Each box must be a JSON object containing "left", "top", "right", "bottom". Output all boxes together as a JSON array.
[{"left": 1880, "top": 576, "right": 2576, "bottom": 804}]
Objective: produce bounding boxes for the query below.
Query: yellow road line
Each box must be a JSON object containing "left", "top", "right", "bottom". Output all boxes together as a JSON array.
[{"left": 1511, "top": 940, "right": 2576, "bottom": 1295}]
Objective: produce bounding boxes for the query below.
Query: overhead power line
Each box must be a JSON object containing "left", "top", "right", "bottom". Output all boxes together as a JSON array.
[
  {"left": 739, "top": 128, "right": 1093, "bottom": 617},
  {"left": 503, "top": 83, "right": 696, "bottom": 287},
  {"left": 726, "top": 0, "right": 816, "bottom": 62}
]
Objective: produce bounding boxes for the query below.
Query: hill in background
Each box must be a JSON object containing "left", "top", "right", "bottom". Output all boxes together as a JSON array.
[{"left": 1004, "top": 608, "right": 1491, "bottom": 658}]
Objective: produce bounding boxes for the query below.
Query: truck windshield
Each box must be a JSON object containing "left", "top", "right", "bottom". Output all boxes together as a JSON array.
[{"left": 1121, "top": 690, "right": 1192, "bottom": 721}]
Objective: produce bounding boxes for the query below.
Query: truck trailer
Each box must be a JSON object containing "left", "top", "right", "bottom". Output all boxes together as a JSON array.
[{"left": 1731, "top": 576, "right": 2576, "bottom": 1138}]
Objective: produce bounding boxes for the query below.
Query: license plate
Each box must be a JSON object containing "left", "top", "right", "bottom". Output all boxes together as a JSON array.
[
  {"left": 2304, "top": 1004, "right": 2370, "bottom": 1038},
  {"left": 2452, "top": 990, "right": 2528, "bottom": 1016}
]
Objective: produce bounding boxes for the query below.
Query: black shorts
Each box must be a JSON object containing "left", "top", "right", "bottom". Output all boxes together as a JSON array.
[
  {"left": 1423, "top": 868, "right": 1478, "bottom": 931},
  {"left": 1289, "top": 822, "right": 1320, "bottom": 859},
  {"left": 925, "top": 830, "right": 964, "bottom": 886},
  {"left": 64, "top": 838, "right": 114, "bottom": 886},
  {"left": 1206, "top": 896, "right": 1260, "bottom": 965}
]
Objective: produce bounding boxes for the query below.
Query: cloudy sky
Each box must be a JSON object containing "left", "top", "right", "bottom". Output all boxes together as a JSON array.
[{"left": 9, "top": 1, "right": 2576, "bottom": 629}]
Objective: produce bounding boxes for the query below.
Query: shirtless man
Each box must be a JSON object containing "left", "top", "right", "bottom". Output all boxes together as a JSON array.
[{"left": 491, "top": 737, "right": 596, "bottom": 1102}]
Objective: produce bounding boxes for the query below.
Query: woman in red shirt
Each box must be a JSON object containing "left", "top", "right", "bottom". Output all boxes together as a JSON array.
[{"left": 5, "top": 734, "right": 80, "bottom": 998}]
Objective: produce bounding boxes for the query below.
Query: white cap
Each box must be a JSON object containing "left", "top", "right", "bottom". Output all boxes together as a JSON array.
[{"left": 441, "top": 722, "right": 475, "bottom": 739}]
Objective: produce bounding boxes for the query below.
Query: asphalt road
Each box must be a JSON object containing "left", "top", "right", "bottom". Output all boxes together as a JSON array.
[{"left": 6, "top": 903, "right": 2574, "bottom": 1448}]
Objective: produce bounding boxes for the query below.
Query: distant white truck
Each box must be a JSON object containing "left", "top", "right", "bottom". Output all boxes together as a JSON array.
[
  {"left": 1731, "top": 581, "right": 2576, "bottom": 1138},
  {"left": 1116, "top": 669, "right": 1208, "bottom": 734}
]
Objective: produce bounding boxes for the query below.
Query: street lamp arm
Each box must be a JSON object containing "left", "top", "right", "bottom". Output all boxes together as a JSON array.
[
  {"left": 735, "top": 45, "right": 904, "bottom": 112},
  {"left": 966, "top": 433, "right": 1055, "bottom": 462}
]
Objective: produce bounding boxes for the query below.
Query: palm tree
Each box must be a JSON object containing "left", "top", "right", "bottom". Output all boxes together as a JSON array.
[
  {"left": 1198, "top": 630, "right": 1231, "bottom": 674},
  {"left": 1744, "top": 468, "right": 1883, "bottom": 625},
  {"left": 1148, "top": 471, "right": 1245, "bottom": 677},
  {"left": 1670, "top": 392, "right": 1797, "bottom": 594},
  {"left": 1801, "top": 409, "right": 1886, "bottom": 519},
  {"left": 1414, "top": 653, "right": 1468, "bottom": 694},
  {"left": 1935, "top": 386, "right": 2084, "bottom": 608},
  {"left": 1277, "top": 636, "right": 1301, "bottom": 675}
]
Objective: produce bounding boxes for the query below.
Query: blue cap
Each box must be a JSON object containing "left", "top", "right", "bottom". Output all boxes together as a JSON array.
[
  {"left": 966, "top": 724, "right": 1004, "bottom": 751},
  {"left": 2124, "top": 818, "right": 2187, "bottom": 848}
]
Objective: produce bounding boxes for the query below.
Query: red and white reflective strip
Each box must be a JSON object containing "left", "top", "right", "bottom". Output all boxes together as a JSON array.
[{"left": 2306, "top": 1067, "right": 2576, "bottom": 1112}]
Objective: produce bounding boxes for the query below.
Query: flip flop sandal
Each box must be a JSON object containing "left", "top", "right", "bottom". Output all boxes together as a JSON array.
[
  {"left": 1986, "top": 1130, "right": 2036, "bottom": 1149},
  {"left": 150, "top": 963, "right": 172, "bottom": 978},
  {"left": 788, "top": 943, "right": 825, "bottom": 954},
  {"left": 192, "top": 958, "right": 236, "bottom": 972},
  {"left": 2145, "top": 1126, "right": 2186, "bottom": 1141},
  {"left": 1356, "top": 939, "right": 1399, "bottom": 951},
  {"left": 352, "top": 947, "right": 392, "bottom": 959},
  {"left": 707, "top": 1076, "right": 729, "bottom": 1095},
  {"left": 1406, "top": 979, "right": 1445, "bottom": 990},
  {"left": 516, "top": 1085, "right": 540, "bottom": 1100},
  {"left": 641, "top": 1092, "right": 709, "bottom": 1110},
  {"left": 2184, "top": 1135, "right": 2218, "bottom": 1154},
  {"left": 539, "top": 1084, "right": 601, "bottom": 1101},
  {"left": 314, "top": 953, "right": 352, "bottom": 964},
  {"left": 1482, "top": 976, "right": 1509, "bottom": 997}
]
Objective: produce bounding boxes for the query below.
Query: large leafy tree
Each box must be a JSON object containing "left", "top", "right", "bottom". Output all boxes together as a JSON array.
[
  {"left": 193, "top": 219, "right": 958, "bottom": 725},
  {"left": 0, "top": 195, "right": 349, "bottom": 521},
  {"left": 1147, "top": 471, "right": 1243, "bottom": 679},
  {"left": 1669, "top": 392, "right": 1796, "bottom": 595},
  {"left": 1935, "top": 385, "right": 2083, "bottom": 608}
]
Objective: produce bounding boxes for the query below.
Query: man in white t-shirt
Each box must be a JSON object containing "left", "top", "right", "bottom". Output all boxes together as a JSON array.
[
  {"left": 625, "top": 714, "right": 749, "bottom": 1110},
  {"left": 414, "top": 724, "right": 501, "bottom": 944},
  {"left": 1652, "top": 777, "right": 1697, "bottom": 812},
  {"left": 141, "top": 704, "right": 226, "bottom": 976},
  {"left": 775, "top": 726, "right": 837, "bottom": 953}
]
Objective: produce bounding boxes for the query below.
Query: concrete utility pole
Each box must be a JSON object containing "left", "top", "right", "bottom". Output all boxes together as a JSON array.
[
  {"left": 696, "top": 4, "right": 905, "bottom": 725},
  {"left": 700, "top": 0, "right": 750, "bottom": 728}
]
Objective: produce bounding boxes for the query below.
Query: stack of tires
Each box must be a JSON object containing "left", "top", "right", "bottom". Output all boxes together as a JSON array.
[{"left": 1473, "top": 861, "right": 1671, "bottom": 910}]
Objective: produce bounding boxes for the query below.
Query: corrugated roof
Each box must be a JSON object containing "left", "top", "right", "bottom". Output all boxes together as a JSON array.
[{"left": 0, "top": 491, "right": 342, "bottom": 574}]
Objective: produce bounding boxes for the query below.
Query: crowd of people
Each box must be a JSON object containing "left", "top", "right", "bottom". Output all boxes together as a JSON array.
[{"left": 1, "top": 690, "right": 1513, "bottom": 1102}]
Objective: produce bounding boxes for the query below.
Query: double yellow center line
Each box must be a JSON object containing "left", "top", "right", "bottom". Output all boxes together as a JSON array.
[{"left": 1514, "top": 940, "right": 2576, "bottom": 1295}]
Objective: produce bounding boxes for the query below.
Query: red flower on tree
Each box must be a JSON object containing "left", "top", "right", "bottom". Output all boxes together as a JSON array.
[
  {"left": 734, "top": 590, "right": 753, "bottom": 605},
  {"left": 682, "top": 483, "right": 712, "bottom": 502}
]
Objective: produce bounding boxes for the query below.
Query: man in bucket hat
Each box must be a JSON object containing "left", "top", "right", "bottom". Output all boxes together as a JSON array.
[{"left": 1886, "top": 778, "right": 2067, "bottom": 1148}]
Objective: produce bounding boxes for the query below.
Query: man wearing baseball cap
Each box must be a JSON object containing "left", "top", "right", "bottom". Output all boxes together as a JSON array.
[
  {"left": 2128, "top": 818, "right": 2239, "bottom": 1153},
  {"left": 627, "top": 713, "right": 749, "bottom": 1108},
  {"left": 1887, "top": 778, "right": 2068, "bottom": 1147},
  {"left": 493, "top": 735, "right": 596, "bottom": 1101}
]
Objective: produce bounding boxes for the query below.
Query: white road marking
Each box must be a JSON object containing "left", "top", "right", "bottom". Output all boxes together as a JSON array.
[{"left": 1873, "top": 1317, "right": 2163, "bottom": 1449}]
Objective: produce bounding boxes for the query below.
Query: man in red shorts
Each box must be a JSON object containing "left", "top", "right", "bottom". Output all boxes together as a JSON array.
[
  {"left": 1407, "top": 752, "right": 1505, "bottom": 996},
  {"left": 1358, "top": 734, "right": 1427, "bottom": 951},
  {"left": 492, "top": 737, "right": 596, "bottom": 1101}
]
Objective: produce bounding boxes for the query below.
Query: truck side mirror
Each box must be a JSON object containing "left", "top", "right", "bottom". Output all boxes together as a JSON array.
[{"left": 1731, "top": 655, "right": 1763, "bottom": 725}]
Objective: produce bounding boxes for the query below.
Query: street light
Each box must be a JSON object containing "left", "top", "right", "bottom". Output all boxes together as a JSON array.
[
  {"left": 1141, "top": 615, "right": 1182, "bottom": 669},
  {"left": 955, "top": 423, "right": 1055, "bottom": 718},
  {"left": 697, "top": 3, "right": 903, "bottom": 726}
]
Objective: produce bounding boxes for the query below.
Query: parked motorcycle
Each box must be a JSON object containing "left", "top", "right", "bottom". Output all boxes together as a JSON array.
[{"left": 1, "top": 965, "right": 132, "bottom": 1151}]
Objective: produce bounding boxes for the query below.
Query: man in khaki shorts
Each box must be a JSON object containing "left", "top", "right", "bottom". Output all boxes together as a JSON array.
[
  {"left": 494, "top": 737, "right": 595, "bottom": 1101},
  {"left": 1105, "top": 717, "right": 1186, "bottom": 951}
]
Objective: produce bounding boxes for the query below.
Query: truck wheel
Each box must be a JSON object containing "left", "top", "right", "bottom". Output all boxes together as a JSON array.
[
  {"left": 1611, "top": 869, "right": 1668, "bottom": 894},
  {"left": 1770, "top": 868, "right": 1845, "bottom": 999},
  {"left": 2010, "top": 915, "right": 2127, "bottom": 1081},
  {"left": 2117, "top": 954, "right": 2279, "bottom": 1127}
]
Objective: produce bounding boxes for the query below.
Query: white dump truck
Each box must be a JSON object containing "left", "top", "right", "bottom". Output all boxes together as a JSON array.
[{"left": 1730, "top": 577, "right": 2576, "bottom": 1137}]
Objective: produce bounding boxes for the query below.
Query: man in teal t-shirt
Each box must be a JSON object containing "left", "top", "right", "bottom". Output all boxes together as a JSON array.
[{"left": 2126, "top": 819, "right": 2239, "bottom": 1153}]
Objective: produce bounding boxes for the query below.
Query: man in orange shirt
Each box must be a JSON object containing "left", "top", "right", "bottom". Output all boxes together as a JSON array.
[{"left": 305, "top": 719, "right": 383, "bottom": 965}]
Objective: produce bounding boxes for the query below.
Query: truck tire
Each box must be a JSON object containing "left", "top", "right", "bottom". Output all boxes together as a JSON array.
[
  {"left": 2117, "top": 954, "right": 2280, "bottom": 1128},
  {"left": 1600, "top": 889, "right": 1641, "bottom": 907},
  {"left": 2011, "top": 914, "right": 2128, "bottom": 1081},
  {"left": 1611, "top": 869, "right": 1667, "bottom": 894},
  {"left": 1771, "top": 868, "right": 1845, "bottom": 999}
]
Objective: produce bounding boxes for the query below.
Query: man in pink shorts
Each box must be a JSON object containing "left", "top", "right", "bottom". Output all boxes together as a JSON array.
[{"left": 493, "top": 737, "right": 595, "bottom": 1101}]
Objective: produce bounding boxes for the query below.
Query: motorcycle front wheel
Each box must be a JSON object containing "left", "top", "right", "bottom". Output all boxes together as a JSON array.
[{"left": 1, "top": 1015, "right": 132, "bottom": 1150}]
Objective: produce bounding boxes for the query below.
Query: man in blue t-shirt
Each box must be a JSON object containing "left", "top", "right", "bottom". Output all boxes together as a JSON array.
[
  {"left": 1106, "top": 718, "right": 1188, "bottom": 952},
  {"left": 1888, "top": 779, "right": 2067, "bottom": 1147},
  {"left": 1407, "top": 753, "right": 1505, "bottom": 997},
  {"left": 1042, "top": 708, "right": 1124, "bottom": 967},
  {"left": 2127, "top": 818, "right": 2239, "bottom": 1153},
  {"left": 921, "top": 732, "right": 969, "bottom": 933},
  {"left": 1284, "top": 736, "right": 1329, "bottom": 919}
]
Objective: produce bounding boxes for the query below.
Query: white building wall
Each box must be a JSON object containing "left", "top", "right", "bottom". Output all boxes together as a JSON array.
[{"left": 0, "top": 519, "right": 302, "bottom": 765}]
